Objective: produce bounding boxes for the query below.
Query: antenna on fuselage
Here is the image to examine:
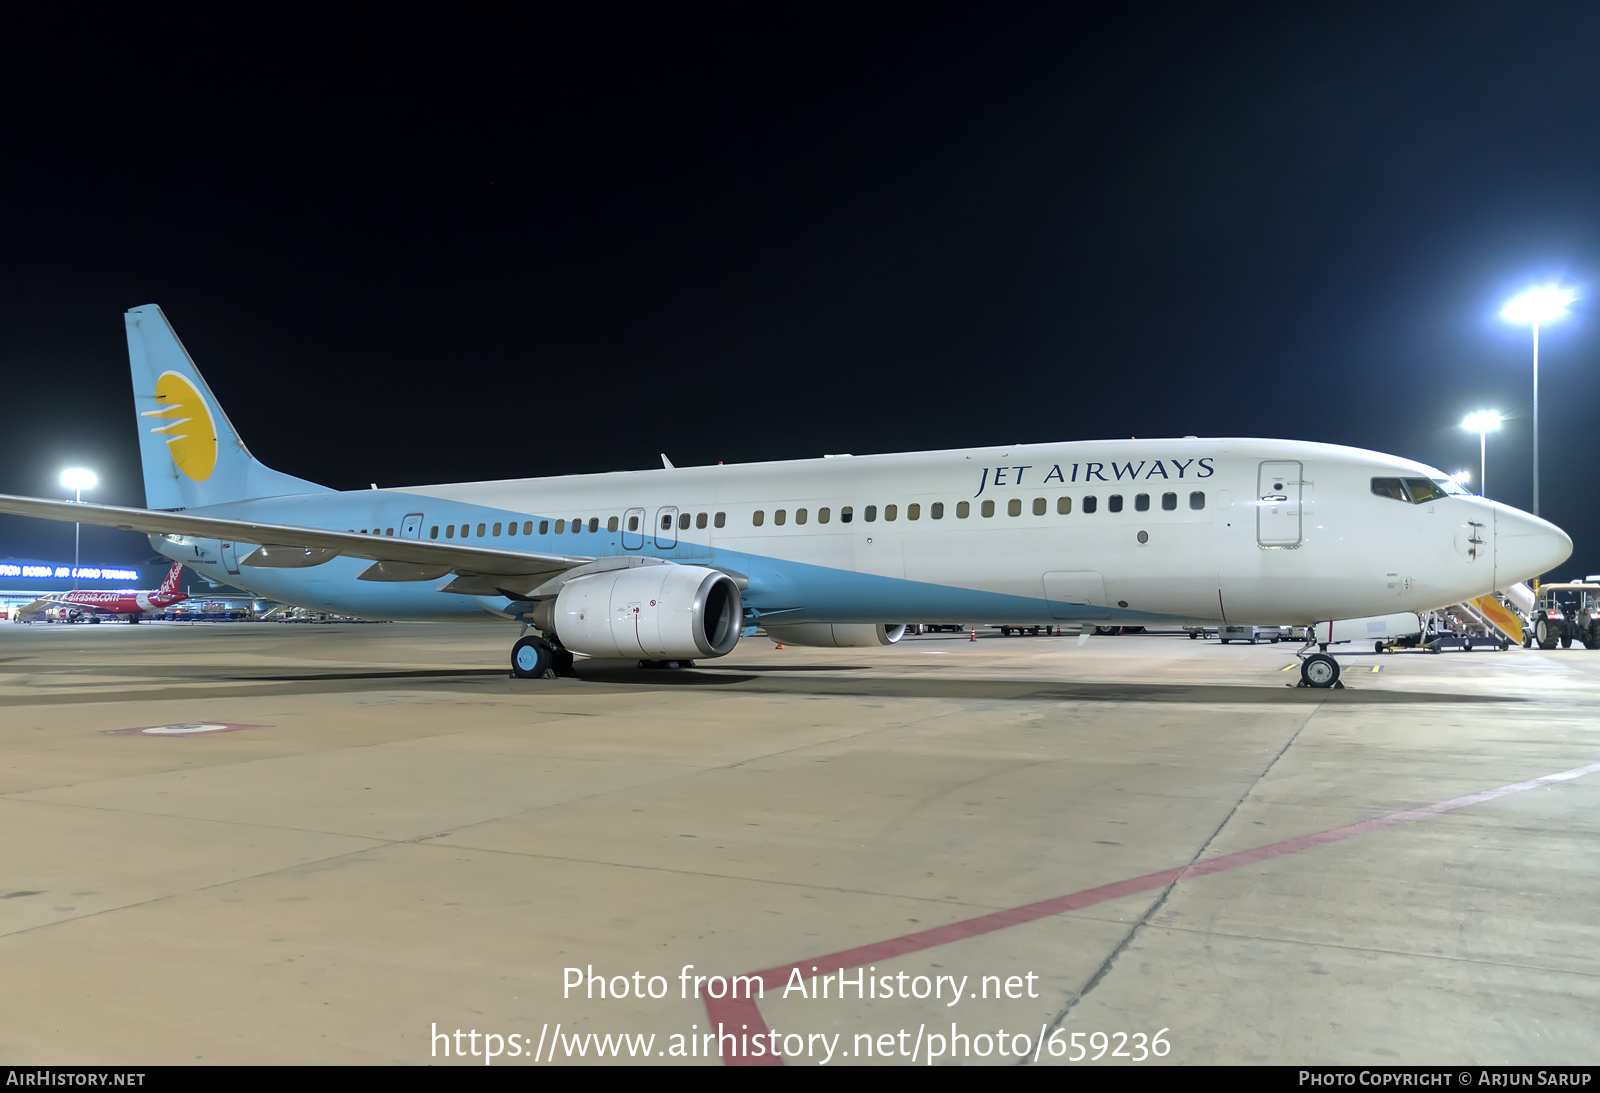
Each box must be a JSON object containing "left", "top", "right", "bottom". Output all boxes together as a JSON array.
[{"left": 661, "top": 454, "right": 675, "bottom": 470}]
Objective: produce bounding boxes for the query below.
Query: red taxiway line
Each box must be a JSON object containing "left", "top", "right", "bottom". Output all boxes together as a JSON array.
[{"left": 702, "top": 759, "right": 1600, "bottom": 1065}]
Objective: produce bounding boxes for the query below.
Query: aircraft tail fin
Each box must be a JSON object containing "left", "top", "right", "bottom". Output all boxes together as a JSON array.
[
  {"left": 158, "top": 562, "right": 184, "bottom": 597},
  {"left": 125, "top": 305, "right": 332, "bottom": 509}
]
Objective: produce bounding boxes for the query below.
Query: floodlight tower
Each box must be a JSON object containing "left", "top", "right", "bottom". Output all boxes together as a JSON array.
[
  {"left": 1460, "top": 411, "right": 1502, "bottom": 498},
  {"left": 1500, "top": 286, "right": 1577, "bottom": 516},
  {"left": 59, "top": 468, "right": 97, "bottom": 591}
]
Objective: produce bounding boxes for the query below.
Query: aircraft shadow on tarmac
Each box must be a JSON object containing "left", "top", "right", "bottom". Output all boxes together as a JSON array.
[
  {"left": 0, "top": 660, "right": 1516, "bottom": 707},
  {"left": 573, "top": 665, "right": 1514, "bottom": 704}
]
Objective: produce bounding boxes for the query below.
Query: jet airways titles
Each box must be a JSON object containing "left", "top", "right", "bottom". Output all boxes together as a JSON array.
[{"left": 973, "top": 457, "right": 1216, "bottom": 495}]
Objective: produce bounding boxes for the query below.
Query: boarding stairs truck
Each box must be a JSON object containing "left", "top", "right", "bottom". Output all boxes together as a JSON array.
[
  {"left": 1320, "top": 583, "right": 1531, "bottom": 654},
  {"left": 1423, "top": 585, "right": 1528, "bottom": 651}
]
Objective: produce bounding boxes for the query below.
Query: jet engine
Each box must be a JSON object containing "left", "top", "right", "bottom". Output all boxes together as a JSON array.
[
  {"left": 533, "top": 564, "right": 743, "bottom": 660},
  {"left": 764, "top": 623, "right": 907, "bottom": 647}
]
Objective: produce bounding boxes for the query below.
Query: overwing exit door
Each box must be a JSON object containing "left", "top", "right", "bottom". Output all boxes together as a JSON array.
[
  {"left": 622, "top": 507, "right": 645, "bottom": 550},
  {"left": 1257, "top": 461, "right": 1302, "bottom": 547},
  {"left": 402, "top": 513, "right": 424, "bottom": 539},
  {"left": 654, "top": 507, "right": 679, "bottom": 550}
]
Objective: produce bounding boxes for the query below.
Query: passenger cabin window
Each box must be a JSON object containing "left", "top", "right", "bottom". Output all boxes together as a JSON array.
[
  {"left": 864, "top": 505, "right": 877, "bottom": 521},
  {"left": 931, "top": 502, "right": 944, "bottom": 519},
  {"left": 841, "top": 506, "right": 854, "bottom": 523},
  {"left": 1057, "top": 497, "right": 1071, "bottom": 514},
  {"left": 555, "top": 520, "right": 565, "bottom": 534},
  {"left": 477, "top": 523, "right": 486, "bottom": 537},
  {"left": 714, "top": 512, "right": 726, "bottom": 528},
  {"left": 1134, "top": 494, "right": 1149, "bottom": 512},
  {"left": 523, "top": 521, "right": 533, "bottom": 535},
  {"left": 696, "top": 512, "right": 707, "bottom": 529},
  {"left": 572, "top": 516, "right": 582, "bottom": 532},
  {"left": 981, "top": 500, "right": 995, "bottom": 517},
  {"left": 1189, "top": 491, "right": 1206, "bottom": 510},
  {"left": 884, "top": 504, "right": 897, "bottom": 521},
  {"left": 678, "top": 513, "right": 689, "bottom": 530},
  {"left": 1162, "top": 492, "right": 1177, "bottom": 511},
  {"left": 908, "top": 503, "right": 921, "bottom": 520},
  {"left": 430, "top": 526, "right": 439, "bottom": 539},
  {"left": 1108, "top": 495, "right": 1123, "bottom": 513},
  {"left": 795, "top": 508, "right": 808, "bottom": 524},
  {"left": 956, "top": 501, "right": 970, "bottom": 518},
  {"left": 818, "top": 507, "right": 830, "bottom": 523},
  {"left": 1008, "top": 498, "right": 1021, "bottom": 517},
  {"left": 493, "top": 522, "right": 502, "bottom": 536},
  {"left": 627, "top": 515, "right": 638, "bottom": 531},
  {"left": 1084, "top": 496, "right": 1098, "bottom": 514},
  {"left": 445, "top": 524, "right": 455, "bottom": 538},
  {"left": 661, "top": 515, "right": 672, "bottom": 530},
  {"left": 507, "top": 522, "right": 517, "bottom": 536},
  {"left": 775, "top": 509, "right": 787, "bottom": 526},
  {"left": 1033, "top": 497, "right": 1046, "bottom": 516},
  {"left": 608, "top": 516, "right": 619, "bottom": 532},
  {"left": 539, "top": 520, "right": 549, "bottom": 534},
  {"left": 590, "top": 517, "right": 600, "bottom": 533},
  {"left": 753, "top": 510, "right": 765, "bottom": 526}
]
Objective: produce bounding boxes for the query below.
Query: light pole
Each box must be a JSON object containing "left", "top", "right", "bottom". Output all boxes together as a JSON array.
[
  {"left": 1460, "top": 411, "right": 1502, "bottom": 497},
  {"left": 1501, "top": 286, "right": 1577, "bottom": 516},
  {"left": 59, "top": 468, "right": 97, "bottom": 591}
]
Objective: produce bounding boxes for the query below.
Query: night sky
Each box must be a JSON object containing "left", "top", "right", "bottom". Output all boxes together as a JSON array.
[{"left": 2, "top": 6, "right": 1597, "bottom": 578}]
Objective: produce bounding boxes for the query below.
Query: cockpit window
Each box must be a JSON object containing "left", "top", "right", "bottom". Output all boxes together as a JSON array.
[
  {"left": 1372, "top": 476, "right": 1470, "bottom": 504},
  {"left": 1403, "top": 478, "right": 1446, "bottom": 503},
  {"left": 1371, "top": 477, "right": 1409, "bottom": 502}
]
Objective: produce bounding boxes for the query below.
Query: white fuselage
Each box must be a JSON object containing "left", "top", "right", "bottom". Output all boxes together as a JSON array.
[{"left": 156, "top": 437, "right": 1571, "bottom": 631}]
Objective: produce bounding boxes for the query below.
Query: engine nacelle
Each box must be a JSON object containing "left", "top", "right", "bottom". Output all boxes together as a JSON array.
[
  {"left": 765, "top": 623, "right": 906, "bottom": 648},
  {"left": 533, "top": 564, "right": 743, "bottom": 660}
]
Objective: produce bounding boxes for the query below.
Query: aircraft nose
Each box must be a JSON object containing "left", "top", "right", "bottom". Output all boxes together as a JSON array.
[{"left": 1494, "top": 504, "right": 1573, "bottom": 587}]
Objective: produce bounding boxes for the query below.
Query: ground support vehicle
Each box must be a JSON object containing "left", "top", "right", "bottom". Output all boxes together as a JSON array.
[
  {"left": 1528, "top": 583, "right": 1600, "bottom": 650},
  {"left": 1218, "top": 625, "right": 1281, "bottom": 644}
]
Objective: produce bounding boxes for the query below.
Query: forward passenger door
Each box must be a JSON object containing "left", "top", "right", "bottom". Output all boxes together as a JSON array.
[{"left": 1257, "top": 461, "right": 1303, "bottom": 548}]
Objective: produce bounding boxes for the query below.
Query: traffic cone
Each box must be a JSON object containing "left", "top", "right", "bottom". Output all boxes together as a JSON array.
[
  {"left": 969, "top": 627, "right": 977, "bottom": 642},
  {"left": 775, "top": 644, "right": 785, "bottom": 650}
]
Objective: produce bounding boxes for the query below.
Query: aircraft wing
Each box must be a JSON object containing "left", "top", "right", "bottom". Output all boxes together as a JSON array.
[{"left": 0, "top": 494, "right": 593, "bottom": 593}]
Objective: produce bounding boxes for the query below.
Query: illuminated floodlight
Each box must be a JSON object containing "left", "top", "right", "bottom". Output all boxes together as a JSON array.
[
  {"left": 58, "top": 467, "right": 98, "bottom": 591},
  {"left": 59, "top": 468, "right": 98, "bottom": 492},
  {"left": 1459, "top": 411, "right": 1504, "bottom": 498},
  {"left": 1500, "top": 285, "right": 1577, "bottom": 518},
  {"left": 1501, "top": 286, "right": 1577, "bottom": 325},
  {"left": 1450, "top": 470, "right": 1472, "bottom": 485}
]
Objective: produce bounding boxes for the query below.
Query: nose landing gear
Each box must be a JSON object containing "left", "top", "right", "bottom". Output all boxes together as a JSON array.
[
  {"left": 1291, "top": 629, "right": 1344, "bottom": 688},
  {"left": 1299, "top": 652, "right": 1342, "bottom": 688}
]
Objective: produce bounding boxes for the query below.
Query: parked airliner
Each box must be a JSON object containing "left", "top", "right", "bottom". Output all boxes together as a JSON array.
[
  {"left": 0, "top": 305, "right": 1573, "bottom": 688},
  {"left": 16, "top": 562, "right": 187, "bottom": 623}
]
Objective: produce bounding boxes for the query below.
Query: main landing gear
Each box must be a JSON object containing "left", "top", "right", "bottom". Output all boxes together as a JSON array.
[
  {"left": 1293, "top": 632, "right": 1343, "bottom": 689},
  {"left": 510, "top": 634, "right": 577, "bottom": 679}
]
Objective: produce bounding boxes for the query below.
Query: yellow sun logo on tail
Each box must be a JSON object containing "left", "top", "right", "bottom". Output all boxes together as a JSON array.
[{"left": 140, "top": 371, "right": 217, "bottom": 481}]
